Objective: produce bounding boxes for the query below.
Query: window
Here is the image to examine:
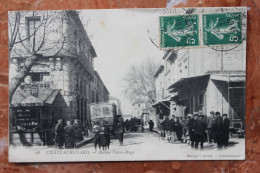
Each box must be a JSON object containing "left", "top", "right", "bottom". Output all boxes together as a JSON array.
[
  {"left": 96, "top": 92, "right": 99, "bottom": 103},
  {"left": 26, "top": 16, "right": 41, "bottom": 40},
  {"left": 75, "top": 74, "right": 79, "bottom": 91},
  {"left": 165, "top": 60, "right": 171, "bottom": 73},
  {"left": 30, "top": 72, "right": 49, "bottom": 82},
  {"left": 103, "top": 107, "right": 110, "bottom": 116},
  {"left": 92, "top": 90, "right": 95, "bottom": 103},
  {"left": 162, "top": 87, "right": 164, "bottom": 98}
]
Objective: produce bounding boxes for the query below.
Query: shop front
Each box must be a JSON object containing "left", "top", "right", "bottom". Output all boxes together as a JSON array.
[
  {"left": 10, "top": 87, "right": 61, "bottom": 146},
  {"left": 168, "top": 73, "right": 245, "bottom": 128}
]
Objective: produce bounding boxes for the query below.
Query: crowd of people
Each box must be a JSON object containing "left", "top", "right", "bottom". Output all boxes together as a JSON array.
[
  {"left": 124, "top": 117, "right": 142, "bottom": 132},
  {"left": 159, "top": 111, "right": 230, "bottom": 149},
  {"left": 92, "top": 117, "right": 125, "bottom": 150},
  {"left": 54, "top": 119, "right": 84, "bottom": 149},
  {"left": 54, "top": 112, "right": 232, "bottom": 150}
]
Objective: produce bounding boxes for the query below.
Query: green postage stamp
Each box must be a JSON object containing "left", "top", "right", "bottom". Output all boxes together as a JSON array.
[
  {"left": 203, "top": 12, "right": 242, "bottom": 46},
  {"left": 160, "top": 12, "right": 243, "bottom": 48},
  {"left": 160, "top": 14, "right": 199, "bottom": 48}
]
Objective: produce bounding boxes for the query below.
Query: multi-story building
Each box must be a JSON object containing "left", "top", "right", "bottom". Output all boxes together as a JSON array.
[
  {"left": 153, "top": 51, "right": 177, "bottom": 119},
  {"left": 154, "top": 45, "right": 246, "bottom": 128},
  {"left": 93, "top": 71, "right": 109, "bottom": 103},
  {"left": 9, "top": 10, "right": 109, "bottom": 145}
]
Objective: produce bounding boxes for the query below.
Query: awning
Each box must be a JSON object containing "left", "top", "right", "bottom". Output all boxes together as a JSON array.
[
  {"left": 167, "top": 74, "right": 210, "bottom": 101},
  {"left": 21, "top": 96, "right": 43, "bottom": 104},
  {"left": 170, "top": 93, "right": 179, "bottom": 101},
  {"left": 11, "top": 87, "right": 60, "bottom": 107},
  {"left": 45, "top": 89, "right": 60, "bottom": 104},
  {"left": 152, "top": 98, "right": 171, "bottom": 107},
  {"left": 210, "top": 74, "right": 245, "bottom": 82},
  {"left": 168, "top": 74, "right": 210, "bottom": 92}
]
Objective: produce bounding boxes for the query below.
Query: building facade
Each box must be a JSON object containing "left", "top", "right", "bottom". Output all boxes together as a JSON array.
[
  {"left": 92, "top": 71, "right": 110, "bottom": 104},
  {"left": 9, "top": 10, "right": 109, "bottom": 145},
  {"left": 154, "top": 45, "right": 246, "bottom": 128}
]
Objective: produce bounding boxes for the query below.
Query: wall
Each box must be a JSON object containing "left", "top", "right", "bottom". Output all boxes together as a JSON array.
[{"left": 177, "top": 45, "right": 246, "bottom": 78}]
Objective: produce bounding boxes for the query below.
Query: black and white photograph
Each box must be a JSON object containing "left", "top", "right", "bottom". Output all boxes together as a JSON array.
[{"left": 8, "top": 7, "right": 246, "bottom": 162}]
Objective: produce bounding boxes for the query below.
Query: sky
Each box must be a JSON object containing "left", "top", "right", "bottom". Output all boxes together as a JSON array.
[{"left": 80, "top": 9, "right": 165, "bottom": 114}]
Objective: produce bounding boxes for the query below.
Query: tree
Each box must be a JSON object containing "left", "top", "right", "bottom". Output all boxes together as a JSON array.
[
  {"left": 123, "top": 58, "right": 160, "bottom": 105},
  {"left": 8, "top": 10, "right": 69, "bottom": 103}
]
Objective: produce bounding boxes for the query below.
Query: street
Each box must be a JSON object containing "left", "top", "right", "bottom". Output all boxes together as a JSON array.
[
  {"left": 79, "top": 130, "right": 245, "bottom": 160},
  {"left": 9, "top": 129, "right": 245, "bottom": 162}
]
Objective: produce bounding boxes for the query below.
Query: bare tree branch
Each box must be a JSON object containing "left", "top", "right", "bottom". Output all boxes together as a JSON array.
[{"left": 123, "top": 58, "right": 160, "bottom": 105}]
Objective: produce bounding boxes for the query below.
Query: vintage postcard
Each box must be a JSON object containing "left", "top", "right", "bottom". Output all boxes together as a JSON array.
[{"left": 8, "top": 7, "right": 246, "bottom": 162}]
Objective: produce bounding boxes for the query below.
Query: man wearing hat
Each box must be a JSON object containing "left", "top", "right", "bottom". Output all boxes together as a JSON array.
[
  {"left": 222, "top": 114, "right": 230, "bottom": 147},
  {"left": 194, "top": 115, "right": 207, "bottom": 149},
  {"left": 213, "top": 112, "right": 223, "bottom": 148},
  {"left": 187, "top": 114, "right": 197, "bottom": 148},
  {"left": 206, "top": 111, "right": 215, "bottom": 143}
]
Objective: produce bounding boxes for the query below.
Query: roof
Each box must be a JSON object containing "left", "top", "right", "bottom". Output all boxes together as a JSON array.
[{"left": 11, "top": 87, "right": 60, "bottom": 107}]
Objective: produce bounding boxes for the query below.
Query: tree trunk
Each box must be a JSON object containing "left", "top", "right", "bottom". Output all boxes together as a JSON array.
[{"left": 9, "top": 54, "right": 42, "bottom": 103}]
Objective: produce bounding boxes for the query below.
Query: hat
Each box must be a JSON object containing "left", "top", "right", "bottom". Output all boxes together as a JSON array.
[
  {"left": 210, "top": 111, "right": 214, "bottom": 114},
  {"left": 223, "top": 114, "right": 228, "bottom": 117},
  {"left": 187, "top": 114, "right": 192, "bottom": 117},
  {"left": 215, "top": 112, "right": 220, "bottom": 116}
]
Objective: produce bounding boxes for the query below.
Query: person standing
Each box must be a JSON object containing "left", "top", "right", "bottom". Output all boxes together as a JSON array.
[
  {"left": 64, "top": 120, "right": 74, "bottom": 148},
  {"left": 182, "top": 116, "right": 189, "bottom": 143},
  {"left": 222, "top": 114, "right": 230, "bottom": 147},
  {"left": 141, "top": 119, "right": 144, "bottom": 133},
  {"left": 55, "top": 119, "right": 64, "bottom": 149},
  {"left": 194, "top": 115, "right": 206, "bottom": 149},
  {"left": 148, "top": 120, "right": 154, "bottom": 132},
  {"left": 72, "top": 119, "right": 83, "bottom": 142},
  {"left": 206, "top": 111, "right": 214, "bottom": 143},
  {"left": 175, "top": 117, "right": 183, "bottom": 142},
  {"left": 93, "top": 122, "right": 101, "bottom": 150},
  {"left": 125, "top": 119, "right": 130, "bottom": 132},
  {"left": 117, "top": 117, "right": 125, "bottom": 146},
  {"left": 213, "top": 112, "right": 223, "bottom": 148},
  {"left": 160, "top": 118, "right": 166, "bottom": 139},
  {"left": 164, "top": 116, "right": 172, "bottom": 142},
  {"left": 103, "top": 121, "right": 111, "bottom": 148},
  {"left": 188, "top": 114, "right": 197, "bottom": 148},
  {"left": 170, "top": 116, "right": 176, "bottom": 143}
]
